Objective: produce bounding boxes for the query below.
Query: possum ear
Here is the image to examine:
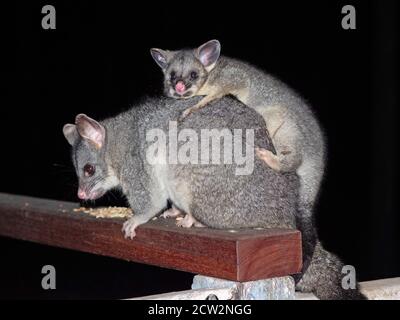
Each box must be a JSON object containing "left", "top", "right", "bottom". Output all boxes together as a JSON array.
[
  {"left": 150, "top": 48, "right": 170, "bottom": 69},
  {"left": 63, "top": 124, "right": 79, "bottom": 146},
  {"left": 75, "top": 114, "right": 106, "bottom": 149},
  {"left": 197, "top": 40, "right": 221, "bottom": 70}
]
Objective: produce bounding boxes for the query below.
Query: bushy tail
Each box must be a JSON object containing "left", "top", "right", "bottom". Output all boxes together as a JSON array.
[
  {"left": 294, "top": 206, "right": 366, "bottom": 299},
  {"left": 295, "top": 240, "right": 366, "bottom": 300}
]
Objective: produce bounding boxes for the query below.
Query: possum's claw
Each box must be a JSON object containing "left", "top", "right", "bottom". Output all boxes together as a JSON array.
[
  {"left": 122, "top": 217, "right": 140, "bottom": 239},
  {"left": 255, "top": 147, "right": 281, "bottom": 172},
  {"left": 176, "top": 213, "right": 205, "bottom": 228},
  {"left": 178, "top": 108, "right": 193, "bottom": 122}
]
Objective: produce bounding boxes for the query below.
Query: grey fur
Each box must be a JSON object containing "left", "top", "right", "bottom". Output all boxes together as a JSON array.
[
  {"left": 64, "top": 96, "right": 297, "bottom": 230},
  {"left": 63, "top": 96, "right": 365, "bottom": 299}
]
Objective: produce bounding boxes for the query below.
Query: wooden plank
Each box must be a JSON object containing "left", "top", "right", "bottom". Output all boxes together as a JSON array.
[{"left": 0, "top": 193, "right": 302, "bottom": 282}]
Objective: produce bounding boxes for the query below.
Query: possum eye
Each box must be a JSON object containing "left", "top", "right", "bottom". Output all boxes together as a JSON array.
[
  {"left": 83, "top": 164, "right": 95, "bottom": 177},
  {"left": 170, "top": 71, "right": 176, "bottom": 82},
  {"left": 190, "top": 71, "right": 198, "bottom": 80}
]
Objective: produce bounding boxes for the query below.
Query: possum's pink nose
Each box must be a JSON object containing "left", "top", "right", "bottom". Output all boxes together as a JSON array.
[
  {"left": 77, "top": 189, "right": 87, "bottom": 200},
  {"left": 175, "top": 81, "right": 186, "bottom": 94}
]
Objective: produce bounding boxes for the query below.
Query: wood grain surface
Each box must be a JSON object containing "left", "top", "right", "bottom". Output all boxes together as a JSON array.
[{"left": 0, "top": 193, "right": 302, "bottom": 281}]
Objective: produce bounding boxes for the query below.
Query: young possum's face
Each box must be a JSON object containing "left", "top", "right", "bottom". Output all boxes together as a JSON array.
[
  {"left": 63, "top": 114, "right": 119, "bottom": 201},
  {"left": 150, "top": 40, "right": 221, "bottom": 99}
]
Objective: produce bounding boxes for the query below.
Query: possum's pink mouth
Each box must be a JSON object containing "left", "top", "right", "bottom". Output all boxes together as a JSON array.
[
  {"left": 175, "top": 81, "right": 186, "bottom": 94},
  {"left": 78, "top": 187, "right": 106, "bottom": 200}
]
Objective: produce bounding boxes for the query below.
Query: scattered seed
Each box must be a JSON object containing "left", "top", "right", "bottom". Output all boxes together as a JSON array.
[{"left": 72, "top": 206, "right": 133, "bottom": 219}]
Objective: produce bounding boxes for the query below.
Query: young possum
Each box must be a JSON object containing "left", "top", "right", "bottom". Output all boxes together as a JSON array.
[
  {"left": 63, "top": 96, "right": 365, "bottom": 299},
  {"left": 150, "top": 40, "right": 325, "bottom": 224}
]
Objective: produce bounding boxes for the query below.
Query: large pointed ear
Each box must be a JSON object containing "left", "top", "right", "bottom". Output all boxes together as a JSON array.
[
  {"left": 75, "top": 114, "right": 106, "bottom": 149},
  {"left": 197, "top": 40, "right": 221, "bottom": 70},
  {"left": 63, "top": 124, "right": 79, "bottom": 146},
  {"left": 150, "top": 48, "right": 170, "bottom": 69}
]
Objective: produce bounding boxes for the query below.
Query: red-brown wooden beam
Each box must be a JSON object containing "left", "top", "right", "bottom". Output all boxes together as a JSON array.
[{"left": 0, "top": 193, "right": 302, "bottom": 282}]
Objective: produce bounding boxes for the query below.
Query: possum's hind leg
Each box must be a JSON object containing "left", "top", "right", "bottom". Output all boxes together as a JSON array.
[
  {"left": 255, "top": 147, "right": 281, "bottom": 171},
  {"left": 161, "top": 206, "right": 183, "bottom": 219},
  {"left": 254, "top": 105, "right": 301, "bottom": 172},
  {"left": 176, "top": 212, "right": 206, "bottom": 228}
]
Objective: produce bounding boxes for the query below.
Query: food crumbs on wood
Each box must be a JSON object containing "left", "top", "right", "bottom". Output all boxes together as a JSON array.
[{"left": 73, "top": 206, "right": 133, "bottom": 219}]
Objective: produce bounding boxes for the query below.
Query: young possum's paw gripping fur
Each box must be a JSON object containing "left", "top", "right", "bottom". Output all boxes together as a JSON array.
[{"left": 178, "top": 106, "right": 196, "bottom": 122}]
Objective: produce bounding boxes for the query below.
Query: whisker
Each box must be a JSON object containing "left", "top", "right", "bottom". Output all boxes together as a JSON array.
[
  {"left": 52, "top": 163, "right": 69, "bottom": 168},
  {"left": 108, "top": 190, "right": 118, "bottom": 201}
]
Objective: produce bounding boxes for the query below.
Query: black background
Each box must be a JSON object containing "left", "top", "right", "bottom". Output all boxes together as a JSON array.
[{"left": 1, "top": 0, "right": 398, "bottom": 299}]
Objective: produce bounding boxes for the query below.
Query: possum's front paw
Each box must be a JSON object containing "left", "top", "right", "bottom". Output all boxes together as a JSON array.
[
  {"left": 178, "top": 108, "right": 193, "bottom": 122},
  {"left": 122, "top": 217, "right": 140, "bottom": 239}
]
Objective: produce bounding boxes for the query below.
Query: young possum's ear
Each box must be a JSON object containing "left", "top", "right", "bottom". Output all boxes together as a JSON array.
[
  {"left": 150, "top": 48, "right": 170, "bottom": 69},
  {"left": 75, "top": 114, "right": 106, "bottom": 149},
  {"left": 63, "top": 124, "right": 79, "bottom": 146},
  {"left": 197, "top": 40, "right": 221, "bottom": 70}
]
